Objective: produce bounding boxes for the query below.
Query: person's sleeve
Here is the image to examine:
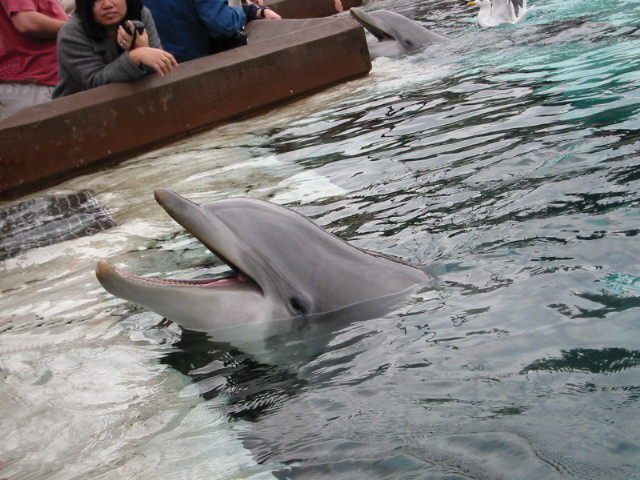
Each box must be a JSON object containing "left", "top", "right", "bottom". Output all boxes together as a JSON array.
[
  {"left": 141, "top": 7, "right": 163, "bottom": 49},
  {"left": 193, "top": 0, "right": 246, "bottom": 38},
  {"left": 57, "top": 23, "right": 146, "bottom": 90},
  {"left": 2, "top": 0, "right": 38, "bottom": 15}
]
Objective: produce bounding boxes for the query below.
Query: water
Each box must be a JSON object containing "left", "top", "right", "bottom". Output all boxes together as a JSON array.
[{"left": 2, "top": 0, "right": 640, "bottom": 477}]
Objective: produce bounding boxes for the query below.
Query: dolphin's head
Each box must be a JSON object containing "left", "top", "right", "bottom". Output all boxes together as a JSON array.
[
  {"left": 97, "top": 189, "right": 432, "bottom": 334},
  {"left": 350, "top": 8, "right": 449, "bottom": 58}
]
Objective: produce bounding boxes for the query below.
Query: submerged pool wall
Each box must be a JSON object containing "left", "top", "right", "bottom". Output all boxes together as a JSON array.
[{"left": 0, "top": 16, "right": 370, "bottom": 199}]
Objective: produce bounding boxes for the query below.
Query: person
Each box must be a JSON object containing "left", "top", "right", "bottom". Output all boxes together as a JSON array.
[
  {"left": 0, "top": 0, "right": 68, "bottom": 119},
  {"left": 144, "top": 0, "right": 281, "bottom": 64},
  {"left": 53, "top": 0, "right": 177, "bottom": 98}
]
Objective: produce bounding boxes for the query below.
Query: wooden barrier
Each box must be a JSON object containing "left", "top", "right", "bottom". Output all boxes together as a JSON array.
[{"left": 0, "top": 17, "right": 370, "bottom": 199}]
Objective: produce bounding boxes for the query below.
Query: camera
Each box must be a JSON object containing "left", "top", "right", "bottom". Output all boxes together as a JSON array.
[
  {"left": 121, "top": 20, "right": 145, "bottom": 35},
  {"left": 120, "top": 20, "right": 145, "bottom": 49}
]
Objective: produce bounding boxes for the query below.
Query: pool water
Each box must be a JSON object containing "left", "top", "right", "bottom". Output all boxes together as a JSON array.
[{"left": 1, "top": 0, "right": 639, "bottom": 477}]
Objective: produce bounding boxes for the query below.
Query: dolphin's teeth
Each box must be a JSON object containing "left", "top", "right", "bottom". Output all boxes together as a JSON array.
[
  {"left": 115, "top": 266, "right": 246, "bottom": 288},
  {"left": 199, "top": 275, "right": 247, "bottom": 287}
]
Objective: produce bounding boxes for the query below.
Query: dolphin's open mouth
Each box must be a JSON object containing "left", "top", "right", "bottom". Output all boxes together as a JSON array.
[
  {"left": 96, "top": 188, "right": 266, "bottom": 298},
  {"left": 95, "top": 260, "right": 252, "bottom": 290},
  {"left": 350, "top": 7, "right": 395, "bottom": 42}
]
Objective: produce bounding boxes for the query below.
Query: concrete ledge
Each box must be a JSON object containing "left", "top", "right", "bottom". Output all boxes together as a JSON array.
[
  {"left": 0, "top": 18, "right": 370, "bottom": 199},
  {"left": 267, "top": 0, "right": 363, "bottom": 18}
]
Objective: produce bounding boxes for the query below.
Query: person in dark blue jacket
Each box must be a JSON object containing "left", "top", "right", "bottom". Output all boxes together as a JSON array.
[{"left": 144, "top": 0, "right": 280, "bottom": 64}]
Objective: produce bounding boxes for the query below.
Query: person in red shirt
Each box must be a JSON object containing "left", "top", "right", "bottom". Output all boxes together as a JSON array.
[{"left": 0, "top": 0, "right": 68, "bottom": 120}]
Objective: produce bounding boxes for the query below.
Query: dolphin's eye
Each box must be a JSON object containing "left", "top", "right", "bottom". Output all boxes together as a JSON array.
[{"left": 289, "top": 297, "right": 308, "bottom": 315}]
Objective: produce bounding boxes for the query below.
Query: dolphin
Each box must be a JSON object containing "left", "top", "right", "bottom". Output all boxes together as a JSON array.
[
  {"left": 96, "top": 189, "right": 432, "bottom": 346},
  {"left": 350, "top": 7, "right": 450, "bottom": 59}
]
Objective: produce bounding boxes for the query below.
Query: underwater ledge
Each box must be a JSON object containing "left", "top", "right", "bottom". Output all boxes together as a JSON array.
[{"left": 0, "top": 15, "right": 370, "bottom": 199}]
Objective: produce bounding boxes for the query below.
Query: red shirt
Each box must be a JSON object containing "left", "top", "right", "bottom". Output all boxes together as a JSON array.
[{"left": 0, "top": 0, "right": 68, "bottom": 85}]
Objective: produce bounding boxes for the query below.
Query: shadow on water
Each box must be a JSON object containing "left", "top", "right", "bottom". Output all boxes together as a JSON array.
[
  {"left": 522, "top": 347, "right": 640, "bottom": 374},
  {"left": 160, "top": 329, "right": 307, "bottom": 421},
  {"left": 159, "top": 290, "right": 425, "bottom": 423}
]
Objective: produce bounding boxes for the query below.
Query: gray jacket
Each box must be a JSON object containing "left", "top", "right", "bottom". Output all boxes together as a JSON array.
[{"left": 53, "top": 8, "right": 162, "bottom": 98}]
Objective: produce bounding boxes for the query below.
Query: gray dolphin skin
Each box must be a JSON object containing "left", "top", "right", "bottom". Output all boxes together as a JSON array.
[
  {"left": 350, "top": 7, "right": 449, "bottom": 59},
  {"left": 96, "top": 189, "right": 431, "bottom": 343}
]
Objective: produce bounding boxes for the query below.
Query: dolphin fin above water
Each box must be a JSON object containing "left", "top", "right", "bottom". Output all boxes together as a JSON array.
[
  {"left": 350, "top": 7, "right": 450, "bottom": 59},
  {"left": 96, "top": 189, "right": 432, "bottom": 344}
]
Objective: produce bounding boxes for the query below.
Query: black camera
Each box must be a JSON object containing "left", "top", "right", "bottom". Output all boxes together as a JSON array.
[
  {"left": 120, "top": 20, "right": 145, "bottom": 49},
  {"left": 121, "top": 20, "right": 145, "bottom": 35}
]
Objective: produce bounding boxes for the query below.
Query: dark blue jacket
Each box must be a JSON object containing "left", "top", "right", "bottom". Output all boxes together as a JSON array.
[{"left": 144, "top": 0, "right": 247, "bottom": 63}]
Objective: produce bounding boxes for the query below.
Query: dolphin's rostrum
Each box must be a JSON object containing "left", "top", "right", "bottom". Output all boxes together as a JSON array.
[{"left": 96, "top": 189, "right": 432, "bottom": 342}]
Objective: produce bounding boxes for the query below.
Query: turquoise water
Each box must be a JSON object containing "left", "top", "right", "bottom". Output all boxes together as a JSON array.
[{"left": 1, "top": 0, "right": 640, "bottom": 477}]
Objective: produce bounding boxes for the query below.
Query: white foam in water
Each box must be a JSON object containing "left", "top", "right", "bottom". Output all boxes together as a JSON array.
[
  {"left": 0, "top": 321, "right": 278, "bottom": 479},
  {"left": 272, "top": 167, "right": 348, "bottom": 204},
  {"left": 195, "top": 153, "right": 348, "bottom": 203}
]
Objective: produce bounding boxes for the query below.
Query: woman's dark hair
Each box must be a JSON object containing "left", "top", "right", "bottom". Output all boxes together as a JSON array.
[{"left": 75, "top": 0, "right": 144, "bottom": 39}]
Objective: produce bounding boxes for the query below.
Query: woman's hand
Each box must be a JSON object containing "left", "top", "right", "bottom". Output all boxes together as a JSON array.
[
  {"left": 244, "top": 0, "right": 280, "bottom": 19},
  {"left": 128, "top": 47, "right": 178, "bottom": 76},
  {"left": 116, "top": 23, "right": 133, "bottom": 50},
  {"left": 117, "top": 21, "right": 149, "bottom": 49},
  {"left": 263, "top": 8, "right": 281, "bottom": 19}
]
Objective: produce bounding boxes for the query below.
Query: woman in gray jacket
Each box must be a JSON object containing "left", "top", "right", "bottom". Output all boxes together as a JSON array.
[{"left": 53, "top": 0, "right": 177, "bottom": 97}]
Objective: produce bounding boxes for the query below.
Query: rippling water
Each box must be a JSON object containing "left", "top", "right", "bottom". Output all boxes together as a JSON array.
[{"left": 1, "top": 0, "right": 639, "bottom": 478}]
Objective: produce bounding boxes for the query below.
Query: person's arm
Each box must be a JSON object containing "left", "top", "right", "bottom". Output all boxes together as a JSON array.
[
  {"left": 128, "top": 47, "right": 176, "bottom": 76},
  {"left": 10, "top": 10, "right": 66, "bottom": 38},
  {"left": 243, "top": 0, "right": 281, "bottom": 20},
  {"left": 194, "top": 0, "right": 246, "bottom": 37}
]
